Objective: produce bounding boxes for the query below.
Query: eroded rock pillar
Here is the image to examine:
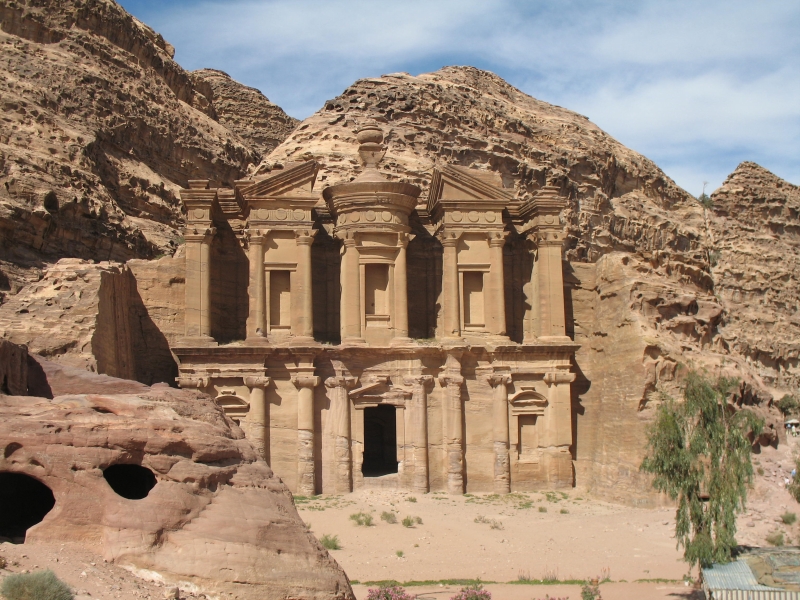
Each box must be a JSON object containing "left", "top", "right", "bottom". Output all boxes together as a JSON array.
[
  {"left": 295, "top": 229, "right": 316, "bottom": 341},
  {"left": 246, "top": 230, "right": 268, "bottom": 343},
  {"left": 487, "top": 373, "right": 512, "bottom": 493},
  {"left": 340, "top": 237, "right": 364, "bottom": 344},
  {"left": 488, "top": 232, "right": 507, "bottom": 336},
  {"left": 326, "top": 375, "right": 357, "bottom": 493},
  {"left": 184, "top": 228, "right": 216, "bottom": 343},
  {"left": 293, "top": 374, "right": 320, "bottom": 495},
  {"left": 441, "top": 234, "right": 461, "bottom": 338},
  {"left": 404, "top": 375, "right": 432, "bottom": 493},
  {"left": 244, "top": 376, "right": 271, "bottom": 461},
  {"left": 439, "top": 359, "right": 465, "bottom": 495}
]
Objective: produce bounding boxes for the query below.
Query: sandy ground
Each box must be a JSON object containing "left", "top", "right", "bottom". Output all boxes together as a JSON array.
[{"left": 0, "top": 440, "right": 794, "bottom": 600}]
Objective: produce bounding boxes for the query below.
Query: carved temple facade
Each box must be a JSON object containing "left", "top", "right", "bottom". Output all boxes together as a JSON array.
[{"left": 172, "top": 124, "right": 578, "bottom": 495}]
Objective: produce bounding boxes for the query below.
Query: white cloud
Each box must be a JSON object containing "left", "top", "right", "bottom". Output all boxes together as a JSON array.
[{"left": 120, "top": 0, "right": 800, "bottom": 193}]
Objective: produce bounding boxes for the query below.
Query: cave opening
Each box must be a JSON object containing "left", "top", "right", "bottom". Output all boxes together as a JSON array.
[
  {"left": 0, "top": 472, "right": 56, "bottom": 542},
  {"left": 362, "top": 404, "right": 398, "bottom": 477},
  {"left": 103, "top": 464, "right": 157, "bottom": 499}
]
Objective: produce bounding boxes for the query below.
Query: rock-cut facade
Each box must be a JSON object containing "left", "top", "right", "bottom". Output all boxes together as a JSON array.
[{"left": 173, "top": 124, "right": 577, "bottom": 495}]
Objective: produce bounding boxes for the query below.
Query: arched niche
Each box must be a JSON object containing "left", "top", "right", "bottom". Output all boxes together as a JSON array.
[
  {"left": 509, "top": 388, "right": 548, "bottom": 463},
  {"left": 215, "top": 391, "right": 250, "bottom": 424}
]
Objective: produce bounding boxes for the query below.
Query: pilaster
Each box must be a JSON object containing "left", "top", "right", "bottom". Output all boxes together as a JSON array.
[
  {"left": 243, "top": 375, "right": 271, "bottom": 461},
  {"left": 403, "top": 374, "right": 433, "bottom": 493},
  {"left": 325, "top": 374, "right": 358, "bottom": 493}
]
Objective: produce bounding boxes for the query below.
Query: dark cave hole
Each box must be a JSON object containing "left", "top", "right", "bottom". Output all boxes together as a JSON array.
[
  {"left": 103, "top": 464, "right": 157, "bottom": 500},
  {"left": 0, "top": 472, "right": 56, "bottom": 542}
]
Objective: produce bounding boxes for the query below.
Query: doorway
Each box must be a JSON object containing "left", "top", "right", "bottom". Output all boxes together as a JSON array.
[{"left": 362, "top": 404, "right": 398, "bottom": 477}]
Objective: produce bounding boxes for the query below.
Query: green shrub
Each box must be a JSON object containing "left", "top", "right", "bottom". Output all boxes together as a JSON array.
[
  {"left": 560, "top": 508, "right": 569, "bottom": 514},
  {"left": 402, "top": 516, "right": 414, "bottom": 528},
  {"left": 381, "top": 511, "right": 397, "bottom": 524},
  {"left": 1, "top": 570, "right": 73, "bottom": 600},
  {"left": 414, "top": 516, "right": 423, "bottom": 525},
  {"left": 396, "top": 550, "right": 404, "bottom": 558},
  {"left": 766, "top": 531, "right": 785, "bottom": 547},
  {"left": 349, "top": 512, "right": 374, "bottom": 526},
  {"left": 776, "top": 394, "right": 800, "bottom": 415},
  {"left": 538, "top": 506, "right": 547, "bottom": 513},
  {"left": 407, "top": 496, "right": 417, "bottom": 503},
  {"left": 782, "top": 512, "right": 797, "bottom": 525},
  {"left": 320, "top": 534, "right": 341, "bottom": 550},
  {"left": 581, "top": 580, "right": 601, "bottom": 600}
]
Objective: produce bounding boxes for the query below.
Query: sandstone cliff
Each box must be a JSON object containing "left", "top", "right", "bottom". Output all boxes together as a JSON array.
[
  {"left": 708, "top": 162, "right": 800, "bottom": 389},
  {"left": 0, "top": 342, "right": 353, "bottom": 599},
  {"left": 0, "top": 0, "right": 297, "bottom": 298}
]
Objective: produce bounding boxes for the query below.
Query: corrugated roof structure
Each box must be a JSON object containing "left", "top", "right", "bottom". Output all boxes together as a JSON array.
[{"left": 703, "top": 560, "right": 783, "bottom": 592}]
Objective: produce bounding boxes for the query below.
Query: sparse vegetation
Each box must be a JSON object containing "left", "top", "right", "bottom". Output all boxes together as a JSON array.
[
  {"left": 396, "top": 550, "right": 404, "bottom": 558},
  {"left": 474, "top": 515, "right": 504, "bottom": 530},
  {"left": 538, "top": 506, "right": 548, "bottom": 513},
  {"left": 757, "top": 467, "right": 765, "bottom": 476},
  {"left": 365, "top": 585, "right": 416, "bottom": 600},
  {"left": 777, "top": 394, "right": 800, "bottom": 416},
  {"left": 581, "top": 580, "right": 601, "bottom": 600},
  {"left": 640, "top": 371, "right": 763, "bottom": 568},
  {"left": 449, "top": 583, "right": 491, "bottom": 600},
  {"left": 560, "top": 508, "right": 569, "bottom": 514},
  {"left": 1, "top": 570, "right": 73, "bottom": 600},
  {"left": 402, "top": 516, "right": 414, "bottom": 528},
  {"left": 541, "top": 566, "right": 559, "bottom": 583},
  {"left": 782, "top": 512, "right": 797, "bottom": 525},
  {"left": 320, "top": 534, "right": 341, "bottom": 550},
  {"left": 350, "top": 512, "right": 374, "bottom": 526},
  {"left": 766, "top": 531, "right": 785, "bottom": 547},
  {"left": 381, "top": 511, "right": 398, "bottom": 524},
  {"left": 407, "top": 496, "right": 417, "bottom": 503},
  {"left": 517, "top": 570, "right": 530, "bottom": 582}
]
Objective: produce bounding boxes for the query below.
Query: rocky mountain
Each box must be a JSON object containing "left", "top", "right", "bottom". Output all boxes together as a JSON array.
[
  {"left": 0, "top": 0, "right": 297, "bottom": 299},
  {"left": 708, "top": 162, "right": 800, "bottom": 389}
]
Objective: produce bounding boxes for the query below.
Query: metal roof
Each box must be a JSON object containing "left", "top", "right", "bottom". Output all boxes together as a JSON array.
[{"left": 703, "top": 559, "right": 783, "bottom": 592}]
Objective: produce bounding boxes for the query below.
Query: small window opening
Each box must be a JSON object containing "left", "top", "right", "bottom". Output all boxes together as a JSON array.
[
  {"left": 103, "top": 464, "right": 157, "bottom": 500},
  {"left": 518, "top": 414, "right": 539, "bottom": 461},
  {"left": 463, "top": 271, "right": 485, "bottom": 328},
  {"left": 269, "top": 270, "right": 291, "bottom": 329},
  {"left": 0, "top": 472, "right": 56, "bottom": 542},
  {"left": 362, "top": 405, "right": 398, "bottom": 477}
]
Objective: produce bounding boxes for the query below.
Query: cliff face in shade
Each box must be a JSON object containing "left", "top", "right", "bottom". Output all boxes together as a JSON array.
[
  {"left": 0, "top": 0, "right": 296, "bottom": 297},
  {"left": 708, "top": 162, "right": 800, "bottom": 388}
]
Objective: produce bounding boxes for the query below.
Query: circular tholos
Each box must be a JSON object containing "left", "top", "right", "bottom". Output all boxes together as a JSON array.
[
  {"left": 0, "top": 472, "right": 56, "bottom": 541},
  {"left": 103, "top": 464, "right": 157, "bottom": 500}
]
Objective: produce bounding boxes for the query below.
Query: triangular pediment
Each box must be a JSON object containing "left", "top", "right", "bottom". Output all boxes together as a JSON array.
[
  {"left": 236, "top": 160, "right": 319, "bottom": 199},
  {"left": 429, "top": 165, "right": 514, "bottom": 204}
]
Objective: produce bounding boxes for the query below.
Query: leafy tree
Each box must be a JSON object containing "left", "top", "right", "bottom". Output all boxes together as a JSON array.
[
  {"left": 641, "top": 372, "right": 763, "bottom": 568},
  {"left": 776, "top": 394, "right": 799, "bottom": 416}
]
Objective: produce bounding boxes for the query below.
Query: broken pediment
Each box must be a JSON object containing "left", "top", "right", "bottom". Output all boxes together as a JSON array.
[
  {"left": 215, "top": 391, "right": 250, "bottom": 419},
  {"left": 235, "top": 160, "right": 320, "bottom": 200},
  {"left": 428, "top": 165, "right": 514, "bottom": 206}
]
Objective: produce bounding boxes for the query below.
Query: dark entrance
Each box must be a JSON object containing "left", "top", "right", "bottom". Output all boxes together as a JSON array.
[
  {"left": 103, "top": 464, "right": 157, "bottom": 499},
  {"left": 0, "top": 472, "right": 56, "bottom": 542},
  {"left": 362, "top": 404, "right": 398, "bottom": 477}
]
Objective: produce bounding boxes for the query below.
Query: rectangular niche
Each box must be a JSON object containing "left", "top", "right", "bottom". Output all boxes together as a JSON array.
[
  {"left": 462, "top": 271, "right": 485, "bottom": 328},
  {"left": 518, "top": 414, "right": 540, "bottom": 462},
  {"left": 365, "top": 264, "right": 390, "bottom": 326},
  {"left": 269, "top": 270, "right": 291, "bottom": 329}
]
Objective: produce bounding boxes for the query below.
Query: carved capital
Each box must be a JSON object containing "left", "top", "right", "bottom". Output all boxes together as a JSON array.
[
  {"left": 485, "top": 373, "right": 512, "bottom": 388},
  {"left": 403, "top": 374, "right": 434, "bottom": 390},
  {"left": 488, "top": 231, "right": 508, "bottom": 247},
  {"left": 176, "top": 376, "right": 209, "bottom": 389},
  {"left": 439, "top": 233, "right": 459, "bottom": 248},
  {"left": 295, "top": 228, "right": 317, "bottom": 246},
  {"left": 292, "top": 375, "right": 321, "bottom": 389},
  {"left": 183, "top": 227, "right": 216, "bottom": 243},
  {"left": 543, "top": 371, "right": 576, "bottom": 386},
  {"left": 243, "top": 376, "right": 271, "bottom": 388},
  {"left": 439, "top": 374, "right": 464, "bottom": 389},
  {"left": 325, "top": 375, "right": 358, "bottom": 390},
  {"left": 245, "top": 228, "right": 269, "bottom": 244}
]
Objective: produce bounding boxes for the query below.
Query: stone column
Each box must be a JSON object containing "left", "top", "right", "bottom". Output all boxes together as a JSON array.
[
  {"left": 325, "top": 375, "right": 357, "bottom": 493},
  {"left": 184, "top": 228, "right": 216, "bottom": 343},
  {"left": 441, "top": 234, "right": 461, "bottom": 338},
  {"left": 392, "top": 233, "right": 411, "bottom": 344},
  {"left": 439, "top": 369, "right": 465, "bottom": 495},
  {"left": 243, "top": 376, "right": 271, "bottom": 461},
  {"left": 404, "top": 375, "right": 433, "bottom": 493},
  {"left": 294, "top": 229, "right": 317, "bottom": 341},
  {"left": 293, "top": 374, "right": 320, "bottom": 495},
  {"left": 488, "top": 232, "right": 507, "bottom": 336},
  {"left": 528, "top": 235, "right": 567, "bottom": 340},
  {"left": 487, "top": 373, "right": 512, "bottom": 493},
  {"left": 246, "top": 230, "right": 268, "bottom": 343},
  {"left": 340, "top": 237, "right": 364, "bottom": 344}
]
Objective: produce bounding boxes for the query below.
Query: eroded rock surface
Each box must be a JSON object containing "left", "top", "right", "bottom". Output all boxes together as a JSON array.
[
  {"left": 0, "top": 0, "right": 296, "bottom": 294},
  {"left": 0, "top": 363, "right": 352, "bottom": 600}
]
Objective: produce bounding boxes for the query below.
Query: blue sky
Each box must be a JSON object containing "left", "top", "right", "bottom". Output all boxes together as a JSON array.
[{"left": 118, "top": 0, "right": 799, "bottom": 196}]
